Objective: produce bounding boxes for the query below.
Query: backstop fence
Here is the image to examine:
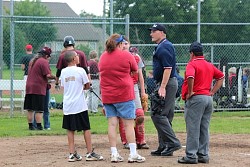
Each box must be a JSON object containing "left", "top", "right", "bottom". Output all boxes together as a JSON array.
[{"left": 1, "top": 15, "right": 250, "bottom": 116}]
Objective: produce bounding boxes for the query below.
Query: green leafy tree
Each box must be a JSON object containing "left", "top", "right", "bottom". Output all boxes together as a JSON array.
[
  {"left": 13, "top": 0, "right": 57, "bottom": 50},
  {"left": 113, "top": 0, "right": 199, "bottom": 44},
  {"left": 3, "top": 19, "right": 27, "bottom": 68},
  {"left": 3, "top": 0, "right": 57, "bottom": 68}
]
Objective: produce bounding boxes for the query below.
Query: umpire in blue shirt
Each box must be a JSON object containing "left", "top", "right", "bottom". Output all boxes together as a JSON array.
[{"left": 149, "top": 23, "right": 181, "bottom": 156}]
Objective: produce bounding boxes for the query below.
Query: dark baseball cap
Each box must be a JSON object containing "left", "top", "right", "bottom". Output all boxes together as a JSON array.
[
  {"left": 148, "top": 23, "right": 166, "bottom": 34},
  {"left": 189, "top": 41, "right": 203, "bottom": 53},
  {"left": 38, "top": 47, "right": 52, "bottom": 57}
]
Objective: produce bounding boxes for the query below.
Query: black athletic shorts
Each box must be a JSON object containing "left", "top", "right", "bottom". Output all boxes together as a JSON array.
[
  {"left": 62, "top": 111, "right": 90, "bottom": 131},
  {"left": 24, "top": 94, "right": 45, "bottom": 112}
]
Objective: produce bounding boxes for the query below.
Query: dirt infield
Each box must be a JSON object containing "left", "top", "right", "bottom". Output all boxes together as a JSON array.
[{"left": 1, "top": 133, "right": 250, "bottom": 167}]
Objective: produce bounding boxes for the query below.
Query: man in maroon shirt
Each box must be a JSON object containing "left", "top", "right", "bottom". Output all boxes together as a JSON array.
[{"left": 55, "top": 36, "right": 90, "bottom": 89}]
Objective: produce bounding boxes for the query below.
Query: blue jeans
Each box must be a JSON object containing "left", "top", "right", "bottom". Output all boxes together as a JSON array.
[
  {"left": 43, "top": 89, "right": 50, "bottom": 129},
  {"left": 33, "top": 89, "right": 50, "bottom": 129}
]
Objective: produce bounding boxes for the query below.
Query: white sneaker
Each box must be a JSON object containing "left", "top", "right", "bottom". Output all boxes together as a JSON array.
[
  {"left": 74, "top": 152, "right": 83, "bottom": 161},
  {"left": 128, "top": 154, "right": 146, "bottom": 163},
  {"left": 68, "top": 152, "right": 82, "bottom": 162},
  {"left": 111, "top": 153, "right": 124, "bottom": 163},
  {"left": 68, "top": 153, "right": 75, "bottom": 162}
]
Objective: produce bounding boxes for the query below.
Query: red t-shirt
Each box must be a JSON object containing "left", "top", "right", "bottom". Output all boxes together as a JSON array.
[
  {"left": 99, "top": 49, "right": 138, "bottom": 104},
  {"left": 182, "top": 56, "right": 224, "bottom": 100},
  {"left": 131, "top": 55, "right": 140, "bottom": 84},
  {"left": 26, "top": 58, "right": 51, "bottom": 95},
  {"left": 56, "top": 49, "right": 88, "bottom": 73}
]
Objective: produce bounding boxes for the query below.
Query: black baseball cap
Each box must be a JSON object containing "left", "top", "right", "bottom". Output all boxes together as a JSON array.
[
  {"left": 189, "top": 41, "right": 203, "bottom": 53},
  {"left": 148, "top": 23, "right": 166, "bottom": 34}
]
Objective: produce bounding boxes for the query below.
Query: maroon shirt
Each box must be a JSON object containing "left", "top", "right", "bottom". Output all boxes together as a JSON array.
[
  {"left": 26, "top": 58, "right": 51, "bottom": 95},
  {"left": 56, "top": 49, "right": 88, "bottom": 73},
  {"left": 88, "top": 59, "right": 99, "bottom": 79}
]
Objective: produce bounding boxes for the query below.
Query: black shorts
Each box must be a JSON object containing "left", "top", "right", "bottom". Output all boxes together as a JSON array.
[
  {"left": 24, "top": 94, "right": 45, "bottom": 112},
  {"left": 62, "top": 111, "right": 90, "bottom": 131}
]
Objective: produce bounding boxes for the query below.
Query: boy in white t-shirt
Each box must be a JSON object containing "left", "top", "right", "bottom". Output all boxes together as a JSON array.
[{"left": 60, "top": 50, "right": 104, "bottom": 162}]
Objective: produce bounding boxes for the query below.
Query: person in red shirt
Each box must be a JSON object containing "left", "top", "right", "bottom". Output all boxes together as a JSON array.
[
  {"left": 99, "top": 33, "right": 145, "bottom": 163},
  {"left": 118, "top": 37, "right": 149, "bottom": 150},
  {"left": 178, "top": 42, "right": 224, "bottom": 164},
  {"left": 24, "top": 47, "right": 56, "bottom": 130}
]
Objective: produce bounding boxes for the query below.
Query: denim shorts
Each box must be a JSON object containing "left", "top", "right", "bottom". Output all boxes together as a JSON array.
[{"left": 104, "top": 100, "right": 136, "bottom": 119}]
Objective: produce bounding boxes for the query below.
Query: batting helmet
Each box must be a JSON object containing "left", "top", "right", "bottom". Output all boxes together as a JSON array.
[
  {"left": 129, "top": 46, "right": 138, "bottom": 54},
  {"left": 63, "top": 36, "right": 75, "bottom": 48},
  {"left": 38, "top": 47, "right": 52, "bottom": 57}
]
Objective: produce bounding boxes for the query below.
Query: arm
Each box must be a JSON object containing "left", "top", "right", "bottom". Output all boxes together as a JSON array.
[
  {"left": 46, "top": 73, "right": 56, "bottom": 80},
  {"left": 83, "top": 83, "right": 90, "bottom": 90},
  {"left": 138, "top": 68, "right": 146, "bottom": 97},
  {"left": 55, "top": 69, "right": 61, "bottom": 84},
  {"left": 186, "top": 77, "right": 195, "bottom": 99},
  {"left": 210, "top": 78, "right": 224, "bottom": 96},
  {"left": 158, "top": 68, "right": 171, "bottom": 98}
]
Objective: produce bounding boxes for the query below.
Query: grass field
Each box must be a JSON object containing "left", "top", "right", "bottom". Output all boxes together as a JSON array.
[{"left": 0, "top": 110, "right": 250, "bottom": 138}]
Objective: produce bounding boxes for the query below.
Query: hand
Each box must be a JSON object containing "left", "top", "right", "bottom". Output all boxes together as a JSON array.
[
  {"left": 158, "top": 87, "right": 166, "bottom": 98},
  {"left": 101, "top": 107, "right": 106, "bottom": 116},
  {"left": 186, "top": 92, "right": 195, "bottom": 99},
  {"left": 55, "top": 83, "right": 60, "bottom": 91}
]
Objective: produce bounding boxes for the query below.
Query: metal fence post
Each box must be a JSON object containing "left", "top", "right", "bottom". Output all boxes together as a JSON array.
[
  {"left": 10, "top": 0, "right": 15, "bottom": 117},
  {"left": 197, "top": 0, "right": 201, "bottom": 42},
  {"left": 0, "top": 0, "right": 3, "bottom": 109},
  {"left": 125, "top": 14, "right": 129, "bottom": 39},
  {"left": 109, "top": 0, "right": 113, "bottom": 35}
]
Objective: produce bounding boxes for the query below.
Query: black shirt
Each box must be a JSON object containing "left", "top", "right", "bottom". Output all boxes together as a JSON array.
[{"left": 21, "top": 54, "right": 34, "bottom": 75}]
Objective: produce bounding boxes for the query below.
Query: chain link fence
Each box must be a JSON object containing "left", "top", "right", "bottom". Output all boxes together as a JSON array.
[{"left": 1, "top": 2, "right": 250, "bottom": 116}]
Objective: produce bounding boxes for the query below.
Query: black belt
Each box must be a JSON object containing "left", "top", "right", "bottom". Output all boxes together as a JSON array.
[{"left": 156, "top": 77, "right": 176, "bottom": 84}]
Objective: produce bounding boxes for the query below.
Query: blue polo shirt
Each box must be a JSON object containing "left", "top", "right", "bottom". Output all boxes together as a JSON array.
[{"left": 153, "top": 39, "right": 176, "bottom": 83}]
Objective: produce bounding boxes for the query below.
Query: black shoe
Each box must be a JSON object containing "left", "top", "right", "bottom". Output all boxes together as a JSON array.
[
  {"left": 178, "top": 157, "right": 198, "bottom": 164},
  {"left": 36, "top": 126, "right": 43, "bottom": 130},
  {"left": 137, "top": 143, "right": 149, "bottom": 149},
  {"left": 151, "top": 147, "right": 164, "bottom": 156},
  {"left": 29, "top": 126, "right": 36, "bottom": 130},
  {"left": 198, "top": 157, "right": 209, "bottom": 163},
  {"left": 161, "top": 145, "right": 182, "bottom": 156}
]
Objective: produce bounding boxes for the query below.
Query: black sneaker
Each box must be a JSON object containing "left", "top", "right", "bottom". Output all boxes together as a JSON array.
[
  {"left": 36, "top": 126, "right": 43, "bottom": 130},
  {"left": 137, "top": 143, "right": 149, "bottom": 149},
  {"left": 29, "top": 126, "right": 36, "bottom": 130},
  {"left": 86, "top": 152, "right": 104, "bottom": 161},
  {"left": 73, "top": 151, "right": 82, "bottom": 161}
]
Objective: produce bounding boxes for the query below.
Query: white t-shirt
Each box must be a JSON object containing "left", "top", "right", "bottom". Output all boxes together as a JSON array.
[{"left": 61, "top": 66, "right": 89, "bottom": 115}]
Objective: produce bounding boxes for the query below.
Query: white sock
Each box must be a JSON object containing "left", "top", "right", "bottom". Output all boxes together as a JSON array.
[
  {"left": 129, "top": 143, "right": 137, "bottom": 156},
  {"left": 111, "top": 147, "right": 118, "bottom": 156}
]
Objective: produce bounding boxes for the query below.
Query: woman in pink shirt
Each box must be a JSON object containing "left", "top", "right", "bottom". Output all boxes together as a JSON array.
[{"left": 99, "top": 34, "right": 145, "bottom": 163}]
